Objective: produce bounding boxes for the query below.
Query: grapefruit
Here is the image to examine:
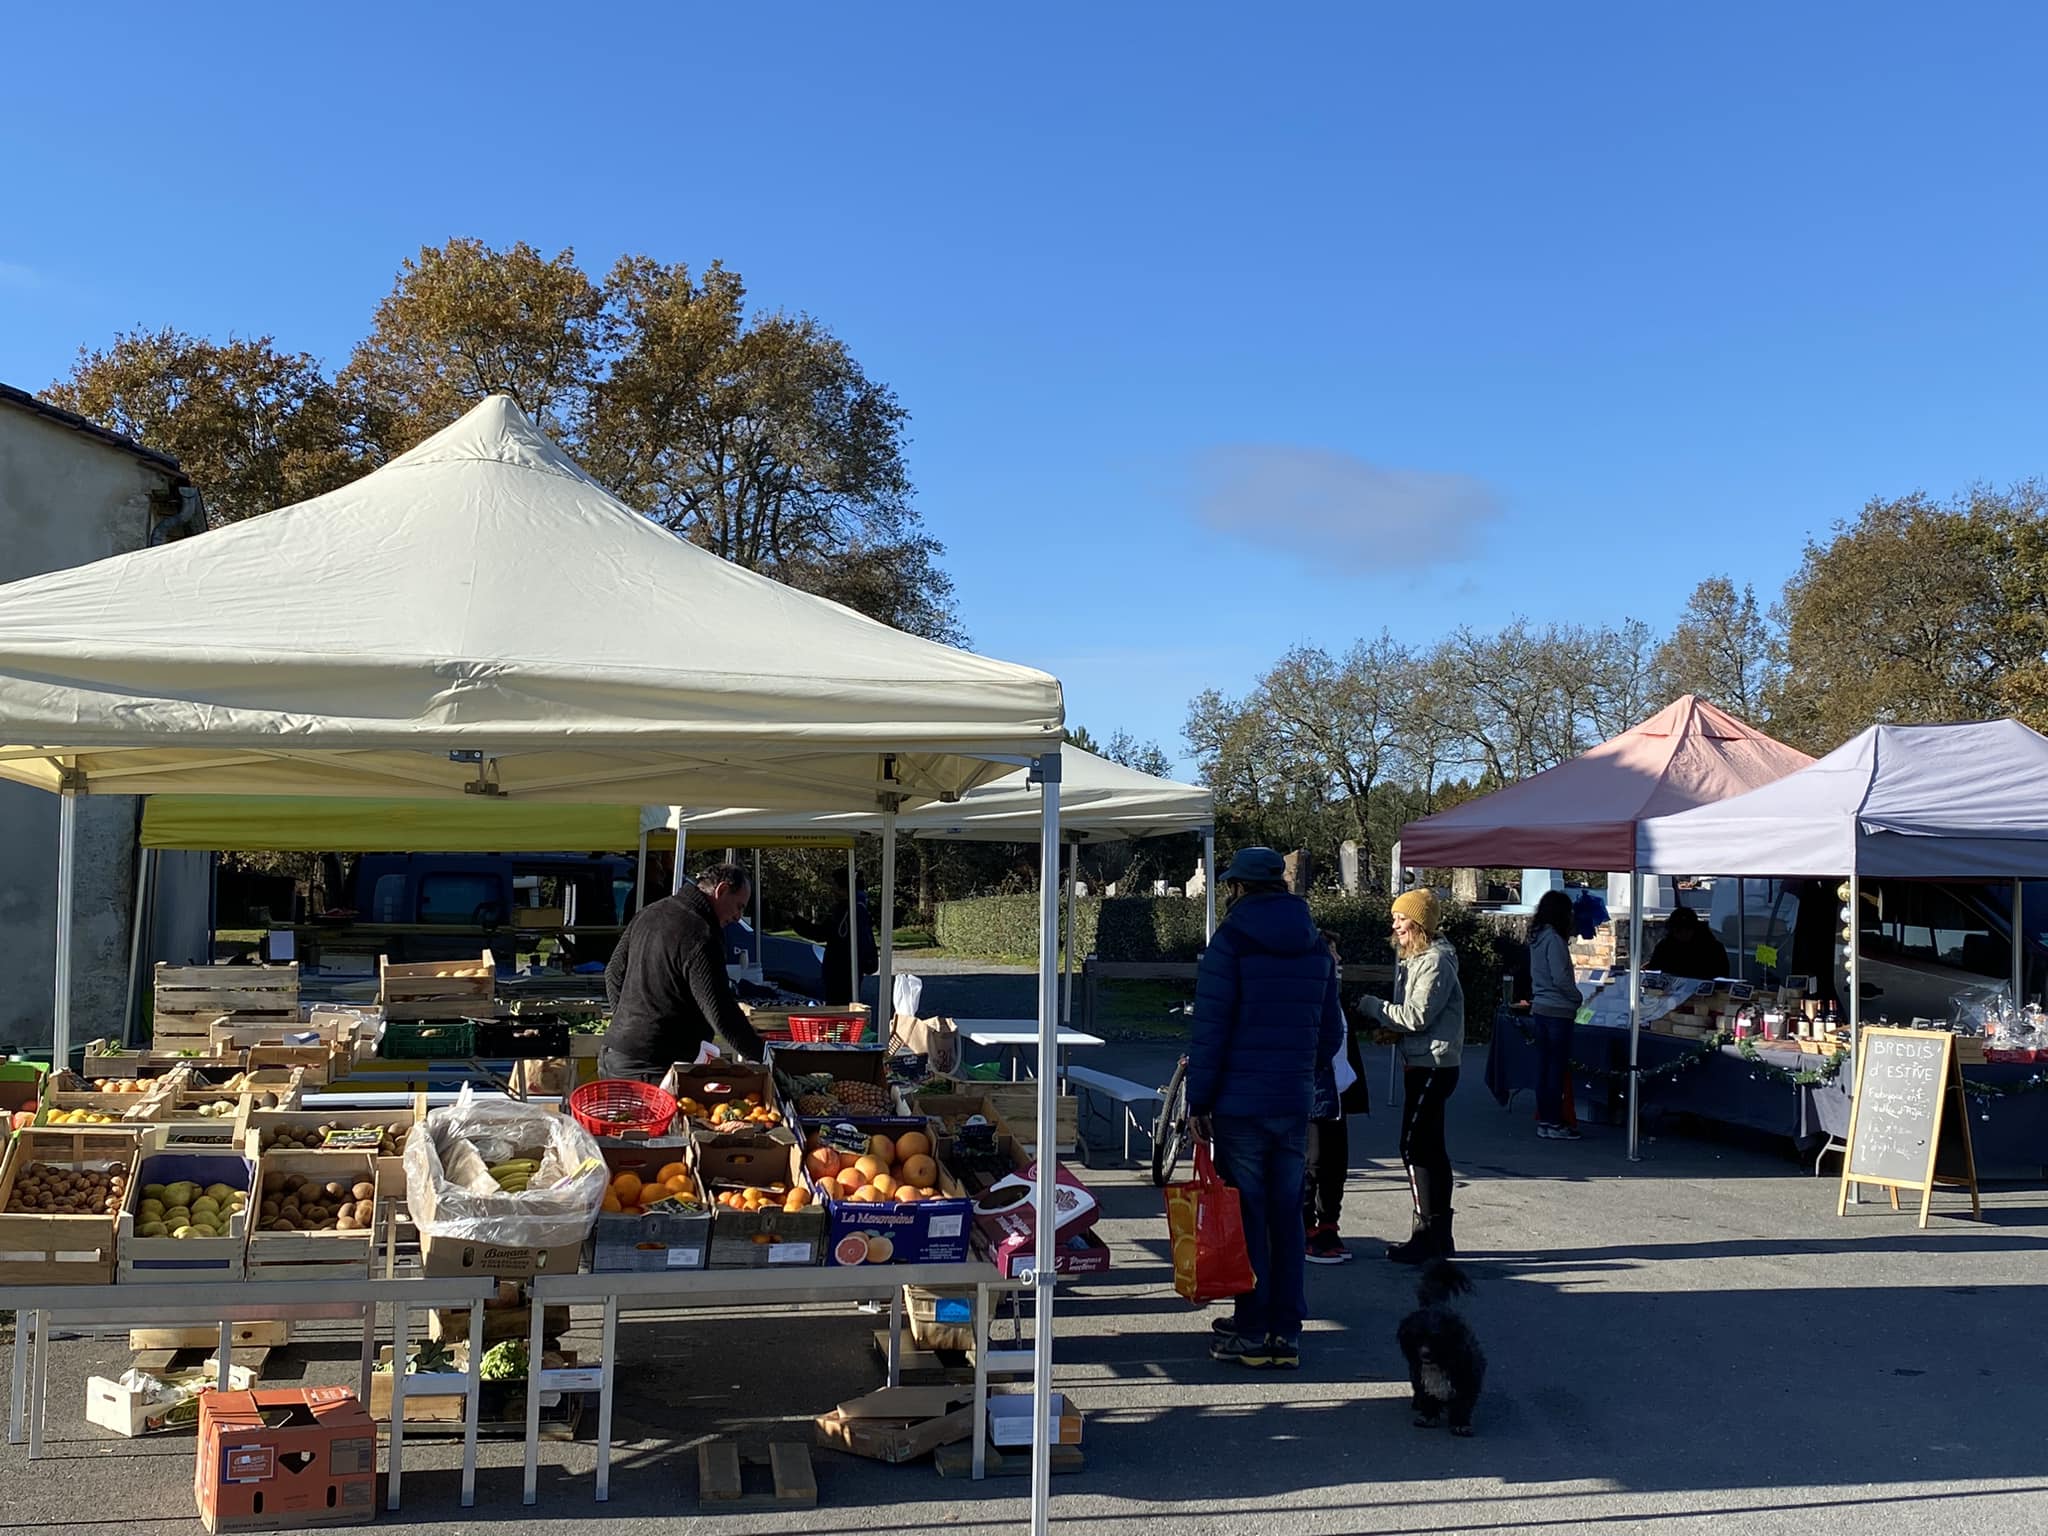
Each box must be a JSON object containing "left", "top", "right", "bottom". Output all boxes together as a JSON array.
[
  {"left": 834, "top": 1233, "right": 869, "bottom": 1265},
  {"left": 894, "top": 1129, "right": 932, "bottom": 1160},
  {"left": 864, "top": 1234, "right": 895, "bottom": 1263},
  {"left": 867, "top": 1134, "right": 897, "bottom": 1164},
  {"left": 872, "top": 1173, "right": 899, "bottom": 1197},
  {"left": 899, "top": 1154, "right": 938, "bottom": 1188},
  {"left": 805, "top": 1147, "right": 842, "bottom": 1179},
  {"left": 853, "top": 1154, "right": 888, "bottom": 1181}
]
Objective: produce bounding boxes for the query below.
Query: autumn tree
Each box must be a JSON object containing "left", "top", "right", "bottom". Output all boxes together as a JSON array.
[
  {"left": 44, "top": 329, "right": 360, "bottom": 524},
  {"left": 1769, "top": 484, "right": 2048, "bottom": 751},
  {"left": 342, "top": 239, "right": 603, "bottom": 458},
  {"left": 1653, "top": 577, "right": 1779, "bottom": 718}
]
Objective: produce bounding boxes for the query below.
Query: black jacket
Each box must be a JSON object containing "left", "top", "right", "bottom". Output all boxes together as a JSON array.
[
  {"left": 794, "top": 897, "right": 880, "bottom": 1007},
  {"left": 1648, "top": 924, "right": 1731, "bottom": 982},
  {"left": 602, "top": 886, "right": 759, "bottom": 1074}
]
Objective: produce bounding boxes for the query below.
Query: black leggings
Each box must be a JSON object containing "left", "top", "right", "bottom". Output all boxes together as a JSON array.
[
  {"left": 1400, "top": 1067, "right": 1459, "bottom": 1215},
  {"left": 1303, "top": 1115, "right": 1350, "bottom": 1227}
]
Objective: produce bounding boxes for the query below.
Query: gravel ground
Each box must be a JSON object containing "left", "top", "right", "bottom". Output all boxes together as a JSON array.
[{"left": 5, "top": 1010, "right": 2044, "bottom": 1535}]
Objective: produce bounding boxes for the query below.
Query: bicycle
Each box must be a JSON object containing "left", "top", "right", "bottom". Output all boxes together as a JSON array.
[{"left": 1150, "top": 1054, "right": 1191, "bottom": 1186}]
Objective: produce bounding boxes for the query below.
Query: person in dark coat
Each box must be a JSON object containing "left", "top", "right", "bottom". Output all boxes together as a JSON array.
[
  {"left": 1304, "top": 929, "right": 1371, "bottom": 1264},
  {"left": 1189, "top": 847, "right": 1344, "bottom": 1370},
  {"left": 1647, "top": 903, "right": 1730, "bottom": 982},
  {"left": 601, "top": 864, "right": 760, "bottom": 1078},
  {"left": 794, "top": 885, "right": 880, "bottom": 1006}
]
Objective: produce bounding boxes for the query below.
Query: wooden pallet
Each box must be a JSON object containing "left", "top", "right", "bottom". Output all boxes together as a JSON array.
[
  {"left": 697, "top": 1440, "right": 817, "bottom": 1510},
  {"left": 129, "top": 1321, "right": 287, "bottom": 1351},
  {"left": 131, "top": 1344, "right": 274, "bottom": 1381},
  {"left": 935, "top": 1441, "right": 1084, "bottom": 1478}
]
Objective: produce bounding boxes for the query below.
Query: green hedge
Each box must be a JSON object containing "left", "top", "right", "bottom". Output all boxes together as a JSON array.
[{"left": 933, "top": 894, "right": 1097, "bottom": 960}]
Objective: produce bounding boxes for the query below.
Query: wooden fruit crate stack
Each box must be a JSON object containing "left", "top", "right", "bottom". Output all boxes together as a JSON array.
[
  {"left": 152, "top": 962, "right": 299, "bottom": 1053},
  {"left": 379, "top": 951, "right": 498, "bottom": 1020}
]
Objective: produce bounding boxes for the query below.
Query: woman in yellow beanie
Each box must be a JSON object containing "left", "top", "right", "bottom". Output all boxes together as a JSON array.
[{"left": 1357, "top": 887, "right": 1465, "bottom": 1262}]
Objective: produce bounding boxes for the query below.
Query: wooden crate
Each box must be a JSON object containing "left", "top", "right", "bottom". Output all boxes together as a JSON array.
[
  {"left": 38, "top": 1081, "right": 163, "bottom": 1131},
  {"left": 380, "top": 951, "right": 497, "bottom": 1021},
  {"left": 149, "top": 1090, "right": 252, "bottom": 1149},
  {"left": 246, "top": 1149, "right": 377, "bottom": 1279},
  {"left": 247, "top": 1106, "right": 415, "bottom": 1190},
  {"left": 981, "top": 1087, "right": 1080, "bottom": 1155},
  {"left": 115, "top": 1144, "right": 252, "bottom": 1283},
  {"left": 0, "top": 1127, "right": 137, "bottom": 1284},
  {"left": 153, "top": 962, "right": 298, "bottom": 1047}
]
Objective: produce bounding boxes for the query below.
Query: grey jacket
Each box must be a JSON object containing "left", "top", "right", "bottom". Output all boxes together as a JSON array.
[
  {"left": 1363, "top": 938, "right": 1465, "bottom": 1068},
  {"left": 1528, "top": 927, "right": 1579, "bottom": 1019}
]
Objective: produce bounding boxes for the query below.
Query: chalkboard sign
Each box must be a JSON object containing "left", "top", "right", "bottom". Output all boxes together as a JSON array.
[{"left": 1837, "top": 1027, "right": 1980, "bottom": 1227}]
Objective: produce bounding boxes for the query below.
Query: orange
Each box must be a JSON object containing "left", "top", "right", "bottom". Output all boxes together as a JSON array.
[
  {"left": 665, "top": 1174, "right": 692, "bottom": 1196},
  {"left": 871, "top": 1173, "right": 898, "bottom": 1197},
  {"left": 894, "top": 1129, "right": 932, "bottom": 1161},
  {"left": 867, "top": 1134, "right": 896, "bottom": 1164},
  {"left": 656, "top": 1162, "right": 689, "bottom": 1185},
  {"left": 805, "top": 1147, "right": 842, "bottom": 1179},
  {"left": 610, "top": 1172, "right": 643, "bottom": 1204},
  {"left": 899, "top": 1154, "right": 938, "bottom": 1189},
  {"left": 752, "top": 1232, "right": 775, "bottom": 1244},
  {"left": 601, "top": 1193, "right": 624, "bottom": 1213},
  {"left": 783, "top": 1187, "right": 812, "bottom": 1211}
]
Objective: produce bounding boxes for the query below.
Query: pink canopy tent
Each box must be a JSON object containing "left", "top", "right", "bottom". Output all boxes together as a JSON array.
[{"left": 1398, "top": 695, "right": 1814, "bottom": 871}]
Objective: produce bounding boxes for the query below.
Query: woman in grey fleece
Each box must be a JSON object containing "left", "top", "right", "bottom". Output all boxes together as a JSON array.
[
  {"left": 1356, "top": 888, "right": 1464, "bottom": 1263},
  {"left": 1526, "top": 889, "right": 1582, "bottom": 1140}
]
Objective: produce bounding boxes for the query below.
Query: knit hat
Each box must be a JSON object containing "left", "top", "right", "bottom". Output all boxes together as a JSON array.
[{"left": 1392, "top": 888, "right": 1441, "bottom": 936}]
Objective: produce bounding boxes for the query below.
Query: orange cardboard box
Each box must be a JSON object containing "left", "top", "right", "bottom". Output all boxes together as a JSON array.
[{"left": 194, "top": 1387, "right": 376, "bottom": 1533}]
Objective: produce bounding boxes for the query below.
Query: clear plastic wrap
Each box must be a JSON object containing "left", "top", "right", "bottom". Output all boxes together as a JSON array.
[{"left": 402, "top": 1086, "right": 607, "bottom": 1250}]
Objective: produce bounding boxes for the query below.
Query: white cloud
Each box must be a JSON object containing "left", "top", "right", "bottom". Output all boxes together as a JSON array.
[{"left": 1188, "top": 444, "right": 1501, "bottom": 572}]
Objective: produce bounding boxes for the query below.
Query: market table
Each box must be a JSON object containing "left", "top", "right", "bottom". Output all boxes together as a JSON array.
[
  {"left": 520, "top": 1261, "right": 1019, "bottom": 1502},
  {"left": 1809, "top": 1066, "right": 2048, "bottom": 1181},
  {"left": 1, "top": 1274, "right": 498, "bottom": 1509},
  {"left": 960, "top": 1020, "right": 1104, "bottom": 1084},
  {"left": 1484, "top": 1012, "right": 1839, "bottom": 1145}
]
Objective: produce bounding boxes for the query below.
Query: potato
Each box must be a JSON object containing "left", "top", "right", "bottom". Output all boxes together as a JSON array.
[
  {"left": 352, "top": 1199, "right": 374, "bottom": 1224},
  {"left": 351, "top": 1182, "right": 375, "bottom": 1202}
]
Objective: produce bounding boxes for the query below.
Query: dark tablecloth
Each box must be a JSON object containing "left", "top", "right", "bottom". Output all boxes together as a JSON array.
[{"left": 1488, "top": 1014, "right": 2048, "bottom": 1178}]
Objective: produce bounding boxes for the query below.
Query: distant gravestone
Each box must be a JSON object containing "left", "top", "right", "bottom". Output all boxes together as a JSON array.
[
  {"left": 1284, "top": 849, "right": 1314, "bottom": 896},
  {"left": 1339, "top": 841, "right": 1360, "bottom": 894},
  {"left": 1452, "top": 868, "right": 1481, "bottom": 904},
  {"left": 1838, "top": 1027, "right": 1980, "bottom": 1227}
]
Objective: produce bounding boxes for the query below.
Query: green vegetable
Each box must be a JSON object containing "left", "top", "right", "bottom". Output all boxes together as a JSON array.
[
  {"left": 373, "top": 1339, "right": 456, "bottom": 1376},
  {"left": 479, "top": 1340, "right": 528, "bottom": 1383}
]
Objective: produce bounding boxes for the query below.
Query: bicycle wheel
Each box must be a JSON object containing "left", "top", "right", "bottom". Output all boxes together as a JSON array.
[{"left": 1151, "top": 1056, "right": 1191, "bottom": 1187}]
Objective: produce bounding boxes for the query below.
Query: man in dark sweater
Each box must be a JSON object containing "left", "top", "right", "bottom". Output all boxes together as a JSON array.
[
  {"left": 1190, "top": 847, "right": 1344, "bottom": 1371},
  {"left": 601, "top": 865, "right": 761, "bottom": 1078}
]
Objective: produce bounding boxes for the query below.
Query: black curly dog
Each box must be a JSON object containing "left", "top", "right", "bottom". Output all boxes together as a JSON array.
[{"left": 1396, "top": 1259, "right": 1485, "bottom": 1435}]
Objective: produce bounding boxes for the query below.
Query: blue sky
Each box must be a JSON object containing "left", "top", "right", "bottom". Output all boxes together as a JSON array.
[{"left": 6, "top": 4, "right": 2047, "bottom": 774}]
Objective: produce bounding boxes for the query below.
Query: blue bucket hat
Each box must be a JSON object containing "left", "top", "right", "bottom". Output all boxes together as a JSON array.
[{"left": 1220, "top": 846, "right": 1286, "bottom": 884}]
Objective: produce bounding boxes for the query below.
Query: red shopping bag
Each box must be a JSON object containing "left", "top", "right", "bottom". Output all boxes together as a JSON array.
[{"left": 1164, "top": 1141, "right": 1256, "bottom": 1305}]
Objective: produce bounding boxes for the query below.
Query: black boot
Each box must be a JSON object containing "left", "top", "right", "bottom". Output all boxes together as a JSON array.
[
  {"left": 1435, "top": 1209, "right": 1456, "bottom": 1258},
  {"left": 1386, "top": 1168, "right": 1434, "bottom": 1264}
]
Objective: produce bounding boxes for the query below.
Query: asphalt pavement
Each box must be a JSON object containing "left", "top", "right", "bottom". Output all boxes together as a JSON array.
[{"left": 4, "top": 985, "right": 2045, "bottom": 1535}]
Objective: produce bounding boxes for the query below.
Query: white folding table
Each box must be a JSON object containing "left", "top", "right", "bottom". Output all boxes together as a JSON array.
[{"left": 958, "top": 1020, "right": 1105, "bottom": 1085}]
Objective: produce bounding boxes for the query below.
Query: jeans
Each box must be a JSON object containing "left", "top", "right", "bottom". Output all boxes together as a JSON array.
[
  {"left": 1303, "top": 1115, "right": 1350, "bottom": 1228},
  {"left": 1209, "top": 1114, "right": 1309, "bottom": 1341},
  {"left": 1534, "top": 1014, "right": 1574, "bottom": 1125},
  {"left": 1399, "top": 1068, "right": 1459, "bottom": 1217}
]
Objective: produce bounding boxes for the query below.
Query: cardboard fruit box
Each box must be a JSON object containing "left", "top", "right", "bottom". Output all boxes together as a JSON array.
[
  {"left": 587, "top": 1145, "right": 713, "bottom": 1273},
  {"left": 658, "top": 1061, "right": 791, "bottom": 1142},
  {"left": 814, "top": 1385, "right": 974, "bottom": 1464},
  {"left": 803, "top": 1117, "right": 973, "bottom": 1267},
  {"left": 698, "top": 1140, "right": 825, "bottom": 1268},
  {"left": 0, "top": 1126, "right": 138, "bottom": 1284},
  {"left": 767, "top": 1041, "right": 894, "bottom": 1121},
  {"left": 194, "top": 1386, "right": 375, "bottom": 1533}
]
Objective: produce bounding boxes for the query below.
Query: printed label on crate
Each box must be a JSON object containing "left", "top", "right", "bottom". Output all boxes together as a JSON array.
[
  {"left": 321, "top": 1128, "right": 384, "bottom": 1150},
  {"left": 767, "top": 1242, "right": 814, "bottom": 1263},
  {"left": 927, "top": 1214, "right": 964, "bottom": 1239},
  {"left": 223, "top": 1445, "right": 275, "bottom": 1484},
  {"left": 664, "top": 1247, "right": 704, "bottom": 1268},
  {"left": 820, "top": 1121, "right": 871, "bottom": 1154}
]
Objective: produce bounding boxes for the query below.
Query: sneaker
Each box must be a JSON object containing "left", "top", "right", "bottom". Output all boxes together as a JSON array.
[
  {"left": 1263, "top": 1334, "right": 1300, "bottom": 1369},
  {"left": 1210, "top": 1331, "right": 1277, "bottom": 1366},
  {"left": 1536, "top": 1122, "right": 1563, "bottom": 1139},
  {"left": 1306, "top": 1227, "right": 1351, "bottom": 1265},
  {"left": 1555, "top": 1124, "right": 1583, "bottom": 1141}
]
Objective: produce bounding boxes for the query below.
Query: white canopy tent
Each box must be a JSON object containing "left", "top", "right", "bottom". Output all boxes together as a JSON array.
[
  {"left": 1636, "top": 719, "right": 2048, "bottom": 1056},
  {"left": 0, "top": 396, "right": 1075, "bottom": 1527},
  {"left": 667, "top": 743, "right": 1217, "bottom": 1028}
]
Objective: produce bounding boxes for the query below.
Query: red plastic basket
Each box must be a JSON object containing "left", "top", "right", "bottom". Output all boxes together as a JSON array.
[
  {"left": 568, "top": 1078, "right": 678, "bottom": 1138},
  {"left": 787, "top": 1014, "right": 872, "bottom": 1043}
]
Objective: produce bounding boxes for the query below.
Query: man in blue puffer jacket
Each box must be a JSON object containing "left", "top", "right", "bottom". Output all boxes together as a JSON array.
[{"left": 1190, "top": 847, "right": 1344, "bottom": 1369}]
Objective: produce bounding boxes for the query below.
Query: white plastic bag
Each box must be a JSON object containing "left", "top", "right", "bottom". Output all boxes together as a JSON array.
[
  {"left": 893, "top": 973, "right": 924, "bottom": 1018},
  {"left": 403, "top": 1086, "right": 607, "bottom": 1251}
]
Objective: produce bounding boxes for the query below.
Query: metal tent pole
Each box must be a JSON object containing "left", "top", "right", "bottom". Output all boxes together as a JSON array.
[
  {"left": 753, "top": 849, "right": 764, "bottom": 966},
  {"left": 1627, "top": 870, "right": 1643, "bottom": 1162},
  {"left": 122, "top": 844, "right": 155, "bottom": 1051},
  {"left": 2013, "top": 876, "right": 2025, "bottom": 1007},
  {"left": 670, "top": 817, "right": 689, "bottom": 895},
  {"left": 1847, "top": 869, "right": 1861, "bottom": 1055},
  {"left": 846, "top": 849, "right": 860, "bottom": 1007},
  {"left": 1029, "top": 749, "right": 1062, "bottom": 1536},
  {"left": 880, "top": 814, "right": 897, "bottom": 1035},
  {"left": 1061, "top": 841, "right": 1078, "bottom": 1025},
  {"left": 1391, "top": 838, "right": 1403, "bottom": 895},
  {"left": 632, "top": 829, "right": 648, "bottom": 916},
  {"left": 1736, "top": 877, "right": 1747, "bottom": 981},
  {"left": 1202, "top": 830, "right": 1216, "bottom": 942},
  {"left": 53, "top": 794, "right": 77, "bottom": 1069}
]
